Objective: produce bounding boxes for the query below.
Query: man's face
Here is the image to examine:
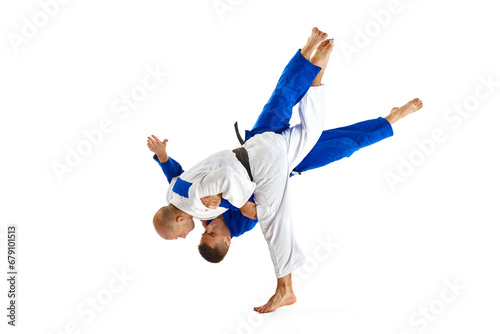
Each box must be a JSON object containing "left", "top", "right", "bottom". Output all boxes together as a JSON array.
[{"left": 200, "top": 216, "right": 228, "bottom": 247}]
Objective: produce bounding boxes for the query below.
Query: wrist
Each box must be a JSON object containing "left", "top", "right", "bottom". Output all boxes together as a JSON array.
[{"left": 157, "top": 153, "right": 169, "bottom": 163}]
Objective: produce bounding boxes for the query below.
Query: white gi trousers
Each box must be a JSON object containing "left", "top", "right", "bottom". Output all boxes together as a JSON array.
[{"left": 243, "top": 84, "right": 326, "bottom": 278}]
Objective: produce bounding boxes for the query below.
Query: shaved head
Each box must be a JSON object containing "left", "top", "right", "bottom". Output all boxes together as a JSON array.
[
  {"left": 153, "top": 205, "right": 194, "bottom": 240},
  {"left": 153, "top": 206, "right": 176, "bottom": 235}
]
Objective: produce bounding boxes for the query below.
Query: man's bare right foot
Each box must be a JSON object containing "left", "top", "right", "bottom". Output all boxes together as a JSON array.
[
  {"left": 301, "top": 27, "right": 328, "bottom": 60},
  {"left": 253, "top": 289, "right": 297, "bottom": 313},
  {"left": 385, "top": 98, "right": 424, "bottom": 124}
]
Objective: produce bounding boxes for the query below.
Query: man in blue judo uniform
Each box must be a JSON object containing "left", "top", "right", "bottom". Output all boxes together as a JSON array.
[{"left": 147, "top": 28, "right": 423, "bottom": 313}]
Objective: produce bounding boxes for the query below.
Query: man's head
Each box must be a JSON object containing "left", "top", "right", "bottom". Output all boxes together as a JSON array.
[
  {"left": 153, "top": 205, "right": 195, "bottom": 240},
  {"left": 198, "top": 215, "right": 231, "bottom": 263}
]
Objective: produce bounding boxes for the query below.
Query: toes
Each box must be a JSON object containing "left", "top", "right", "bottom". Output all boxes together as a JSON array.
[
  {"left": 312, "top": 27, "right": 328, "bottom": 38},
  {"left": 257, "top": 303, "right": 271, "bottom": 313},
  {"left": 318, "top": 40, "right": 329, "bottom": 48},
  {"left": 254, "top": 305, "right": 265, "bottom": 313},
  {"left": 317, "top": 39, "right": 334, "bottom": 50}
]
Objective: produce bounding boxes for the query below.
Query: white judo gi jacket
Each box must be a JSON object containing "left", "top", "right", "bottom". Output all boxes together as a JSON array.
[{"left": 166, "top": 150, "right": 256, "bottom": 220}]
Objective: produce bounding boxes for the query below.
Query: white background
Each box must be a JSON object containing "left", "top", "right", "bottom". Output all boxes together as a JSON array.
[{"left": 1, "top": 0, "right": 499, "bottom": 333}]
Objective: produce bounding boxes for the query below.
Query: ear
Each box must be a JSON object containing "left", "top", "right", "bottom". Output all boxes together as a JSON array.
[
  {"left": 176, "top": 215, "right": 185, "bottom": 224},
  {"left": 224, "top": 236, "right": 231, "bottom": 246}
]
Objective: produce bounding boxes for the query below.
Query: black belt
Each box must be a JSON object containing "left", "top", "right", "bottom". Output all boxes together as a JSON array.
[
  {"left": 233, "top": 121, "right": 301, "bottom": 177},
  {"left": 234, "top": 122, "right": 245, "bottom": 145},
  {"left": 232, "top": 147, "right": 253, "bottom": 182}
]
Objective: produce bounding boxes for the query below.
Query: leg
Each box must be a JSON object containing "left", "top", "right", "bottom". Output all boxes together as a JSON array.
[
  {"left": 243, "top": 134, "right": 305, "bottom": 313},
  {"left": 293, "top": 117, "right": 394, "bottom": 174},
  {"left": 252, "top": 178, "right": 304, "bottom": 313},
  {"left": 247, "top": 35, "right": 335, "bottom": 314},
  {"left": 291, "top": 97, "right": 423, "bottom": 174},
  {"left": 244, "top": 28, "right": 328, "bottom": 141},
  {"left": 278, "top": 39, "right": 335, "bottom": 171}
]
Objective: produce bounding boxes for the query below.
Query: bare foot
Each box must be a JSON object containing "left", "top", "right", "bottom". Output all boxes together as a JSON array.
[
  {"left": 310, "top": 38, "right": 334, "bottom": 86},
  {"left": 310, "top": 39, "right": 334, "bottom": 69},
  {"left": 385, "top": 98, "right": 424, "bottom": 124},
  {"left": 254, "top": 289, "right": 297, "bottom": 313},
  {"left": 301, "top": 27, "right": 329, "bottom": 60}
]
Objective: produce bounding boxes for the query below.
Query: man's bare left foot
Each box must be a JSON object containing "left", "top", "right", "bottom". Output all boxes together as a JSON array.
[
  {"left": 301, "top": 27, "right": 328, "bottom": 60},
  {"left": 310, "top": 38, "right": 334, "bottom": 86},
  {"left": 385, "top": 98, "right": 424, "bottom": 124},
  {"left": 310, "top": 39, "right": 334, "bottom": 69},
  {"left": 254, "top": 289, "right": 297, "bottom": 313}
]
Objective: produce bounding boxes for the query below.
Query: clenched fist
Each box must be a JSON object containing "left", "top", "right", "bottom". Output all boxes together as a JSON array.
[{"left": 240, "top": 201, "right": 257, "bottom": 220}]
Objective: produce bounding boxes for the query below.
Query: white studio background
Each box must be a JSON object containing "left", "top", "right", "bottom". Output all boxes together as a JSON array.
[{"left": 1, "top": 0, "right": 499, "bottom": 333}]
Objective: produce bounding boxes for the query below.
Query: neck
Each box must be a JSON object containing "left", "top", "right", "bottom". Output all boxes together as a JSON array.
[{"left": 220, "top": 220, "right": 231, "bottom": 238}]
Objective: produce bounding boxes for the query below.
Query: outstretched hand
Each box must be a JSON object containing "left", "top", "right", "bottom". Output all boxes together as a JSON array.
[
  {"left": 147, "top": 135, "right": 169, "bottom": 163},
  {"left": 201, "top": 194, "right": 222, "bottom": 209}
]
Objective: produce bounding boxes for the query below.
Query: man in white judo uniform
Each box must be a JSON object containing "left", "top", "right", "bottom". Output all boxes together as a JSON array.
[{"left": 149, "top": 27, "right": 423, "bottom": 313}]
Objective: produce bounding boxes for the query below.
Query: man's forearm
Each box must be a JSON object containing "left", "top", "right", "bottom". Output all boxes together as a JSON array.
[
  {"left": 240, "top": 201, "right": 257, "bottom": 220},
  {"left": 198, "top": 166, "right": 256, "bottom": 209},
  {"left": 153, "top": 155, "right": 184, "bottom": 183},
  {"left": 157, "top": 153, "right": 168, "bottom": 163}
]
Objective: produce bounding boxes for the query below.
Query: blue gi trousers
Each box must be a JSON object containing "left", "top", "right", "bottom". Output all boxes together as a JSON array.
[{"left": 245, "top": 49, "right": 394, "bottom": 174}]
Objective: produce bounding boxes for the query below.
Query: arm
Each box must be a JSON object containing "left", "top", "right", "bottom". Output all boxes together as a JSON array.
[
  {"left": 201, "top": 194, "right": 257, "bottom": 219},
  {"left": 239, "top": 200, "right": 257, "bottom": 220},
  {"left": 198, "top": 166, "right": 256, "bottom": 209},
  {"left": 154, "top": 155, "right": 184, "bottom": 183},
  {"left": 147, "top": 135, "right": 184, "bottom": 183},
  {"left": 222, "top": 200, "right": 259, "bottom": 237}
]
